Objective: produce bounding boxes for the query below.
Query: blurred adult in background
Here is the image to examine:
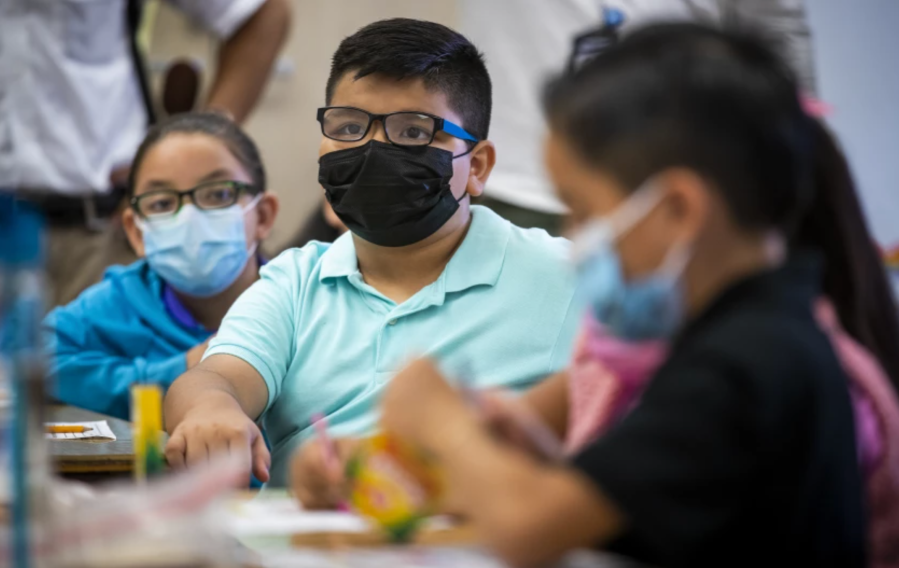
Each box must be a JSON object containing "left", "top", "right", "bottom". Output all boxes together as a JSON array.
[
  {"left": 0, "top": 0, "right": 291, "bottom": 306},
  {"left": 460, "top": 0, "right": 817, "bottom": 234}
]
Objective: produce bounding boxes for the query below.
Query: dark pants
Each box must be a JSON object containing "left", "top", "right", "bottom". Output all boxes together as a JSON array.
[{"left": 477, "top": 196, "right": 564, "bottom": 236}]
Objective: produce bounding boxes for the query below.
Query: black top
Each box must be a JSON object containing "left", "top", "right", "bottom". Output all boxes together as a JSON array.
[{"left": 573, "top": 255, "right": 866, "bottom": 568}]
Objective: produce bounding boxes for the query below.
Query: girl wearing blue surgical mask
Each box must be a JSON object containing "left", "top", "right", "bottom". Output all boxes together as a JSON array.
[
  {"left": 377, "top": 23, "right": 878, "bottom": 568},
  {"left": 44, "top": 112, "right": 279, "bottom": 420}
]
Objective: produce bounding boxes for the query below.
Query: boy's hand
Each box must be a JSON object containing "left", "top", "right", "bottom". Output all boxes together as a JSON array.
[
  {"left": 165, "top": 400, "right": 270, "bottom": 486},
  {"left": 290, "top": 438, "right": 358, "bottom": 509}
]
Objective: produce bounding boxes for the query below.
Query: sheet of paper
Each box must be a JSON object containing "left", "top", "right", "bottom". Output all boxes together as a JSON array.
[
  {"left": 255, "top": 548, "right": 635, "bottom": 568},
  {"left": 224, "top": 494, "right": 372, "bottom": 537},
  {"left": 256, "top": 548, "right": 508, "bottom": 568},
  {"left": 44, "top": 420, "right": 116, "bottom": 441}
]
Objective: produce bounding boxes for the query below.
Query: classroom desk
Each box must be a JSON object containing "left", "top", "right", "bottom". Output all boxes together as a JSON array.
[
  {"left": 49, "top": 405, "right": 134, "bottom": 477},
  {"left": 233, "top": 491, "right": 637, "bottom": 568}
]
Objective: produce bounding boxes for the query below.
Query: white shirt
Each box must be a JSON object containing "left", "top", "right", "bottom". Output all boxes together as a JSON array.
[
  {"left": 461, "top": 0, "right": 816, "bottom": 214},
  {"left": 460, "top": 0, "right": 604, "bottom": 215},
  {"left": 0, "top": 0, "right": 266, "bottom": 196}
]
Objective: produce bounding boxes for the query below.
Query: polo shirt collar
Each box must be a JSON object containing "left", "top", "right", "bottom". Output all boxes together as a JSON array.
[
  {"left": 318, "top": 206, "right": 511, "bottom": 293},
  {"left": 319, "top": 231, "right": 359, "bottom": 281},
  {"left": 444, "top": 206, "right": 511, "bottom": 293}
]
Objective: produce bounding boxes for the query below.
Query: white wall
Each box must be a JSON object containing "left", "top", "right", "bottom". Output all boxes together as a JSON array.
[{"left": 806, "top": 1, "right": 899, "bottom": 250}]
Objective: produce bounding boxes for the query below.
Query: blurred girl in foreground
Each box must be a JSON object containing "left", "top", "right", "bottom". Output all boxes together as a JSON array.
[{"left": 381, "top": 23, "right": 887, "bottom": 568}]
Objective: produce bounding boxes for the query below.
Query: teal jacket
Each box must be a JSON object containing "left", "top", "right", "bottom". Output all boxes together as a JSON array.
[{"left": 43, "top": 261, "right": 212, "bottom": 420}]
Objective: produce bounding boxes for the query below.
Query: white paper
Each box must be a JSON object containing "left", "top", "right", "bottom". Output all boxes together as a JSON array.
[
  {"left": 224, "top": 495, "right": 372, "bottom": 537},
  {"left": 256, "top": 548, "right": 636, "bottom": 568},
  {"left": 256, "top": 548, "right": 506, "bottom": 568},
  {"left": 45, "top": 420, "right": 116, "bottom": 441}
]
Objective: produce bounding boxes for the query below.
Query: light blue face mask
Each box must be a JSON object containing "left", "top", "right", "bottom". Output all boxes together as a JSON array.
[
  {"left": 570, "top": 183, "right": 691, "bottom": 341},
  {"left": 138, "top": 196, "right": 261, "bottom": 298}
]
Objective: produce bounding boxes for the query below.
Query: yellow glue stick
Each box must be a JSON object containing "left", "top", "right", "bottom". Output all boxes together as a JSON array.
[{"left": 132, "top": 384, "right": 165, "bottom": 482}]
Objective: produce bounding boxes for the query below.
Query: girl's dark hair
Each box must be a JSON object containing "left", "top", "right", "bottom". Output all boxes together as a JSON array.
[
  {"left": 545, "top": 22, "right": 899, "bottom": 389},
  {"left": 795, "top": 120, "right": 899, "bottom": 389},
  {"left": 128, "top": 112, "right": 266, "bottom": 194}
]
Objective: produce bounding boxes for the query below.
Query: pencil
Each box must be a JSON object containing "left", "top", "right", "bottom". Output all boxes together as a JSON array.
[{"left": 46, "top": 425, "right": 90, "bottom": 434}]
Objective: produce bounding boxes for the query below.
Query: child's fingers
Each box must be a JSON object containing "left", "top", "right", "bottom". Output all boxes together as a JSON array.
[
  {"left": 324, "top": 453, "right": 346, "bottom": 484},
  {"left": 233, "top": 437, "right": 255, "bottom": 487},
  {"left": 185, "top": 438, "right": 211, "bottom": 468},
  {"left": 251, "top": 434, "right": 271, "bottom": 482},
  {"left": 321, "top": 449, "right": 348, "bottom": 506},
  {"left": 165, "top": 432, "right": 188, "bottom": 469},
  {"left": 291, "top": 441, "right": 339, "bottom": 509}
]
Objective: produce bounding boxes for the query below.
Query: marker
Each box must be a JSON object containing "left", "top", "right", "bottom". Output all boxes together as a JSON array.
[
  {"left": 45, "top": 425, "right": 90, "bottom": 434},
  {"left": 311, "top": 412, "right": 350, "bottom": 512}
]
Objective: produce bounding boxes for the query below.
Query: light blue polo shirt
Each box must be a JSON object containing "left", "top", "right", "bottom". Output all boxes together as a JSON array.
[{"left": 204, "top": 206, "right": 580, "bottom": 486}]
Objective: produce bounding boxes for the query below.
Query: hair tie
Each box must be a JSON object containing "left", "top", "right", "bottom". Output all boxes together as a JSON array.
[{"left": 801, "top": 94, "right": 833, "bottom": 118}]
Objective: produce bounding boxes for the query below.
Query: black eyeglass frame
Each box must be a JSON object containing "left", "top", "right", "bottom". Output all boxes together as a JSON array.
[
  {"left": 316, "top": 106, "right": 479, "bottom": 147},
  {"left": 130, "top": 180, "right": 260, "bottom": 219}
]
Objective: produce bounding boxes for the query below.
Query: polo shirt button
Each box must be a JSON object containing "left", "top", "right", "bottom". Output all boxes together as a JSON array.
[{"left": 388, "top": 319, "right": 397, "bottom": 326}]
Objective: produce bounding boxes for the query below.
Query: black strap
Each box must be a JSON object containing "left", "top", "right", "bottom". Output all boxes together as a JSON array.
[{"left": 126, "top": 0, "right": 157, "bottom": 125}]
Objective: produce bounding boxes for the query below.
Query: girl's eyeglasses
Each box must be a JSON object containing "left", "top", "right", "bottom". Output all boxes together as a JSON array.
[{"left": 130, "top": 180, "right": 259, "bottom": 219}]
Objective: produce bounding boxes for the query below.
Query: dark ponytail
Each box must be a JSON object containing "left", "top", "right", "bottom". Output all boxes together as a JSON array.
[{"left": 793, "top": 120, "right": 899, "bottom": 389}]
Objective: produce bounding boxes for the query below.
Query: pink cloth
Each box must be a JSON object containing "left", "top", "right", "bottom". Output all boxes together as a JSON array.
[
  {"left": 564, "top": 315, "right": 666, "bottom": 454},
  {"left": 816, "top": 300, "right": 899, "bottom": 568},
  {"left": 566, "top": 300, "right": 899, "bottom": 567}
]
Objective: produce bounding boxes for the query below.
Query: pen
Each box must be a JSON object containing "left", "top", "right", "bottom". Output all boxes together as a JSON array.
[
  {"left": 311, "top": 412, "right": 350, "bottom": 512},
  {"left": 45, "top": 425, "right": 90, "bottom": 434}
]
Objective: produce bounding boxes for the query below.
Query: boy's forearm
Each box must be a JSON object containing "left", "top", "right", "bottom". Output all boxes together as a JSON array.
[
  {"left": 163, "top": 367, "right": 245, "bottom": 432},
  {"left": 205, "top": 0, "right": 292, "bottom": 123}
]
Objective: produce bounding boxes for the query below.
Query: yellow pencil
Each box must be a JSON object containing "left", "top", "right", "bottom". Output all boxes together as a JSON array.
[{"left": 46, "top": 425, "right": 90, "bottom": 434}]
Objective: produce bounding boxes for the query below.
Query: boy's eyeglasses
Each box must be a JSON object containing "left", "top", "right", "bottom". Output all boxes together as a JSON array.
[
  {"left": 317, "top": 107, "right": 479, "bottom": 147},
  {"left": 130, "top": 180, "right": 259, "bottom": 219}
]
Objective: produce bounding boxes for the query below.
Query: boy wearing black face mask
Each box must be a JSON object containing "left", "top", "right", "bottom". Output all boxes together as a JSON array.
[{"left": 162, "top": 18, "right": 581, "bottom": 487}]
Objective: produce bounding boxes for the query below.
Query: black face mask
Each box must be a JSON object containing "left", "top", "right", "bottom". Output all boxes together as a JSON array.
[{"left": 318, "top": 140, "right": 466, "bottom": 247}]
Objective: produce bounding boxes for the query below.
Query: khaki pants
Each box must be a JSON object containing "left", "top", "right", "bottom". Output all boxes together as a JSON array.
[{"left": 46, "top": 218, "right": 138, "bottom": 308}]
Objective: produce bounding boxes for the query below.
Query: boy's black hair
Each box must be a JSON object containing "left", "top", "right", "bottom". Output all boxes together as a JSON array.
[
  {"left": 129, "top": 112, "right": 266, "bottom": 195},
  {"left": 325, "top": 18, "right": 492, "bottom": 141},
  {"left": 545, "top": 22, "right": 899, "bottom": 390}
]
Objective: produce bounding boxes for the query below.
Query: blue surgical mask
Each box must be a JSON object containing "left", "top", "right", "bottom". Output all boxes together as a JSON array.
[
  {"left": 570, "top": 183, "right": 691, "bottom": 341},
  {"left": 138, "top": 196, "right": 261, "bottom": 297}
]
